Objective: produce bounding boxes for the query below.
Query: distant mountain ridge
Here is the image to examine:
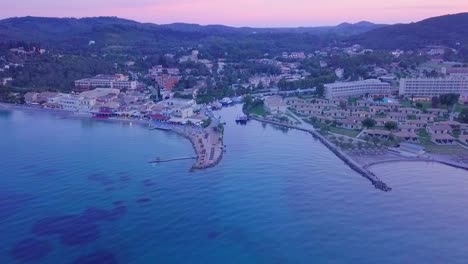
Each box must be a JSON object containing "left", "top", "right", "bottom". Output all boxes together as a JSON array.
[
  {"left": 2, "top": 14, "right": 467, "bottom": 52},
  {"left": 0, "top": 16, "right": 384, "bottom": 44},
  {"left": 353, "top": 13, "right": 468, "bottom": 49}
]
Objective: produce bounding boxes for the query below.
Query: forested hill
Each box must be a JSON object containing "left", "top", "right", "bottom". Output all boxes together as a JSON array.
[
  {"left": 351, "top": 13, "right": 468, "bottom": 49},
  {"left": 0, "top": 16, "right": 382, "bottom": 55}
]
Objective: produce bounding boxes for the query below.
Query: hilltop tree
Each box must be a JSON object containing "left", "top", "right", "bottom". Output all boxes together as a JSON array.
[
  {"left": 362, "top": 118, "right": 376, "bottom": 129},
  {"left": 431, "top": 96, "right": 440, "bottom": 108},
  {"left": 439, "top": 93, "right": 460, "bottom": 109},
  {"left": 459, "top": 108, "right": 468, "bottom": 124},
  {"left": 384, "top": 121, "right": 398, "bottom": 131}
]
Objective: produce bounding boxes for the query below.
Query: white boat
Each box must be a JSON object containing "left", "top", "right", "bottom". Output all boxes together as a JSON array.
[{"left": 220, "top": 97, "right": 233, "bottom": 106}]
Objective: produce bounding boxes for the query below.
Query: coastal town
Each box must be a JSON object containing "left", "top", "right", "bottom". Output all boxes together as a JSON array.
[
  {"left": 4, "top": 8, "right": 468, "bottom": 264},
  {"left": 1, "top": 37, "right": 468, "bottom": 177}
]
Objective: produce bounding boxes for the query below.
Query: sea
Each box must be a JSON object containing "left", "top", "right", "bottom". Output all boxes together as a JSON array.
[{"left": 1, "top": 105, "right": 468, "bottom": 264}]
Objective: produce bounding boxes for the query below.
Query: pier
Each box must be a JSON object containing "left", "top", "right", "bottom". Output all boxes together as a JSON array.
[{"left": 148, "top": 156, "right": 197, "bottom": 164}]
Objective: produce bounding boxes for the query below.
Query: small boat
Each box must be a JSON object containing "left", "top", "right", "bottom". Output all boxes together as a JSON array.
[
  {"left": 232, "top": 96, "right": 244, "bottom": 104},
  {"left": 220, "top": 97, "right": 233, "bottom": 106},
  {"left": 235, "top": 114, "right": 249, "bottom": 124},
  {"left": 211, "top": 102, "right": 222, "bottom": 110}
]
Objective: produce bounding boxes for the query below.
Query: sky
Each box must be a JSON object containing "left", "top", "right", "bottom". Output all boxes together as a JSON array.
[{"left": 1, "top": 0, "right": 468, "bottom": 27}]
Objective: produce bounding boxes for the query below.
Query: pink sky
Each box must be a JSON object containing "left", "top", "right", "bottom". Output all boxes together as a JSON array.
[{"left": 1, "top": 0, "right": 468, "bottom": 26}]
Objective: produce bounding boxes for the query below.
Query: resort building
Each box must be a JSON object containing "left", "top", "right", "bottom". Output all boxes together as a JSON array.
[
  {"left": 154, "top": 74, "right": 180, "bottom": 91},
  {"left": 460, "top": 93, "right": 468, "bottom": 104},
  {"left": 337, "top": 118, "right": 363, "bottom": 130},
  {"left": 442, "top": 67, "right": 468, "bottom": 76},
  {"left": 324, "top": 79, "right": 391, "bottom": 100},
  {"left": 24, "top": 92, "right": 38, "bottom": 104},
  {"left": 264, "top": 95, "right": 287, "bottom": 114},
  {"left": 74, "top": 74, "right": 137, "bottom": 91},
  {"left": 427, "top": 124, "right": 455, "bottom": 145},
  {"left": 399, "top": 77, "right": 468, "bottom": 98},
  {"left": 361, "top": 129, "right": 391, "bottom": 140}
]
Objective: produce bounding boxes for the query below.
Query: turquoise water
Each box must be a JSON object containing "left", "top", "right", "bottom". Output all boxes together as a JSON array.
[{"left": 1, "top": 105, "right": 468, "bottom": 264}]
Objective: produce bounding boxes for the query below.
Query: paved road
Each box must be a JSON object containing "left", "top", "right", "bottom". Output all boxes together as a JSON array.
[{"left": 287, "top": 110, "right": 316, "bottom": 131}]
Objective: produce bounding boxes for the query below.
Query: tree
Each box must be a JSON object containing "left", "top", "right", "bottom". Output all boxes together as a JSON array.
[
  {"left": 439, "top": 93, "right": 460, "bottom": 109},
  {"left": 362, "top": 118, "right": 377, "bottom": 129},
  {"left": 431, "top": 96, "right": 440, "bottom": 108},
  {"left": 459, "top": 108, "right": 468, "bottom": 124},
  {"left": 384, "top": 121, "right": 398, "bottom": 131}
]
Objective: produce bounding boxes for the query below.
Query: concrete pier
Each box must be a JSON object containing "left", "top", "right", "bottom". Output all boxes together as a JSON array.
[{"left": 148, "top": 157, "right": 197, "bottom": 163}]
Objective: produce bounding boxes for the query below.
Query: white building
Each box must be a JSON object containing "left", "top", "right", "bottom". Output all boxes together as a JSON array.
[
  {"left": 399, "top": 77, "right": 468, "bottom": 98},
  {"left": 160, "top": 98, "right": 196, "bottom": 119},
  {"left": 335, "top": 68, "right": 344, "bottom": 79},
  {"left": 74, "top": 74, "right": 137, "bottom": 90},
  {"left": 264, "top": 95, "right": 287, "bottom": 114},
  {"left": 324, "top": 79, "right": 391, "bottom": 100}
]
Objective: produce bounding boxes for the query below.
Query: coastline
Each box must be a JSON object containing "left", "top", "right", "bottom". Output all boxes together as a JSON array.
[
  {"left": 358, "top": 154, "right": 468, "bottom": 171},
  {"left": 1, "top": 102, "right": 223, "bottom": 170},
  {"left": 249, "top": 115, "right": 393, "bottom": 191},
  {"left": 162, "top": 126, "right": 224, "bottom": 171},
  {"left": 249, "top": 114, "right": 468, "bottom": 190}
]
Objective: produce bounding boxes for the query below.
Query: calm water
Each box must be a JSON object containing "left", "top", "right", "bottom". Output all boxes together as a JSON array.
[{"left": 1, "top": 105, "right": 468, "bottom": 264}]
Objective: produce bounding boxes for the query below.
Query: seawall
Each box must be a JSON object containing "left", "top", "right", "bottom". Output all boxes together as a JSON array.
[{"left": 250, "top": 116, "right": 392, "bottom": 192}]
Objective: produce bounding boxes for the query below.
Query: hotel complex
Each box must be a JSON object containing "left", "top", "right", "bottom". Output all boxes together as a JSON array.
[
  {"left": 324, "top": 79, "right": 391, "bottom": 100},
  {"left": 399, "top": 77, "right": 468, "bottom": 98},
  {"left": 74, "top": 74, "right": 137, "bottom": 91}
]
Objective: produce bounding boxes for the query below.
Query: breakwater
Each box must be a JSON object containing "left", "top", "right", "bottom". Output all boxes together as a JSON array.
[{"left": 249, "top": 116, "right": 392, "bottom": 192}]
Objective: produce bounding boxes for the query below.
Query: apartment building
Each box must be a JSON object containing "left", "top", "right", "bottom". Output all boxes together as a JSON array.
[
  {"left": 399, "top": 77, "right": 468, "bottom": 98},
  {"left": 324, "top": 79, "right": 391, "bottom": 100},
  {"left": 75, "top": 74, "right": 137, "bottom": 91}
]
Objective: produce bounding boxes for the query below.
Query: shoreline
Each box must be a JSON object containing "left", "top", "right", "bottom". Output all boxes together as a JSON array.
[
  {"left": 362, "top": 156, "right": 468, "bottom": 171},
  {"left": 249, "top": 115, "right": 393, "bottom": 191},
  {"left": 163, "top": 126, "right": 224, "bottom": 171},
  {"left": 250, "top": 115, "right": 468, "bottom": 190},
  {"left": 1, "top": 103, "right": 223, "bottom": 170}
]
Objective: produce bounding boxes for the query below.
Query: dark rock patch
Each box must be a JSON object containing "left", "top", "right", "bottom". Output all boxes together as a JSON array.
[
  {"left": 88, "top": 173, "right": 114, "bottom": 186},
  {"left": 32, "top": 205, "right": 126, "bottom": 247},
  {"left": 142, "top": 179, "right": 155, "bottom": 187},
  {"left": 112, "top": 201, "right": 124, "bottom": 206},
  {"left": 0, "top": 192, "right": 35, "bottom": 220},
  {"left": 71, "top": 250, "right": 118, "bottom": 264},
  {"left": 10, "top": 238, "right": 52, "bottom": 262},
  {"left": 207, "top": 231, "right": 221, "bottom": 239},
  {"left": 136, "top": 198, "right": 151, "bottom": 204},
  {"left": 36, "top": 169, "right": 57, "bottom": 177},
  {"left": 60, "top": 223, "right": 100, "bottom": 246}
]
